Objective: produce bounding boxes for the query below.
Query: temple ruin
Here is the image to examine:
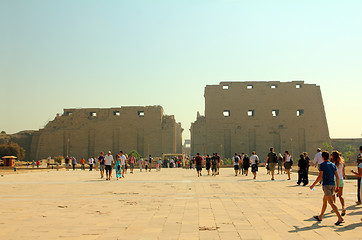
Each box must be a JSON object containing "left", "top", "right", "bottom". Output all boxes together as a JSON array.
[
  {"left": 190, "top": 81, "right": 331, "bottom": 159},
  {"left": 29, "top": 106, "right": 183, "bottom": 160}
]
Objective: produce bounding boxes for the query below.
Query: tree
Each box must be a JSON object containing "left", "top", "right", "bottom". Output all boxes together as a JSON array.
[
  {"left": 0, "top": 142, "right": 25, "bottom": 160},
  {"left": 128, "top": 150, "right": 142, "bottom": 160},
  {"left": 0, "top": 131, "right": 6, "bottom": 134},
  {"left": 343, "top": 145, "right": 357, "bottom": 163},
  {"left": 322, "top": 142, "right": 334, "bottom": 152}
]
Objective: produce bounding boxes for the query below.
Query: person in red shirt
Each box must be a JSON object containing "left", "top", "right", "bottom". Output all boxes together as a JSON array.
[
  {"left": 36, "top": 160, "right": 40, "bottom": 168},
  {"left": 195, "top": 153, "right": 203, "bottom": 177},
  {"left": 80, "top": 158, "right": 85, "bottom": 170}
]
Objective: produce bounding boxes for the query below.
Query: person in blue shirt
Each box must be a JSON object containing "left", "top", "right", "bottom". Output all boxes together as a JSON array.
[{"left": 310, "top": 151, "right": 344, "bottom": 225}]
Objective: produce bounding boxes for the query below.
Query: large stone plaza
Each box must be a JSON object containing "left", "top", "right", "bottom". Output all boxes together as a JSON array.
[{"left": 0, "top": 168, "right": 361, "bottom": 240}]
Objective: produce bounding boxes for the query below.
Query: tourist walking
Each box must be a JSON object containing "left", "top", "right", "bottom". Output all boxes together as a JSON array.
[
  {"left": 277, "top": 153, "right": 283, "bottom": 174},
  {"left": 32, "top": 160, "right": 35, "bottom": 168},
  {"left": 88, "top": 156, "right": 94, "bottom": 171},
  {"left": 303, "top": 152, "right": 310, "bottom": 178},
  {"left": 310, "top": 151, "right": 344, "bottom": 225},
  {"left": 351, "top": 150, "right": 362, "bottom": 215},
  {"left": 124, "top": 154, "right": 128, "bottom": 174},
  {"left": 355, "top": 146, "right": 362, "bottom": 204},
  {"left": 65, "top": 156, "right": 70, "bottom": 170},
  {"left": 98, "top": 152, "right": 105, "bottom": 179},
  {"left": 239, "top": 153, "right": 245, "bottom": 175},
  {"left": 250, "top": 152, "right": 259, "bottom": 179},
  {"left": 144, "top": 157, "right": 149, "bottom": 171},
  {"left": 331, "top": 151, "right": 346, "bottom": 216},
  {"left": 129, "top": 153, "right": 135, "bottom": 173},
  {"left": 71, "top": 157, "right": 76, "bottom": 170},
  {"left": 195, "top": 153, "right": 203, "bottom": 177},
  {"left": 26, "top": 161, "right": 29, "bottom": 168},
  {"left": 283, "top": 151, "right": 293, "bottom": 180},
  {"left": 313, "top": 148, "right": 323, "bottom": 169},
  {"left": 148, "top": 155, "right": 153, "bottom": 172},
  {"left": 233, "top": 153, "right": 240, "bottom": 176},
  {"left": 297, "top": 154, "right": 308, "bottom": 186},
  {"left": 158, "top": 159, "right": 162, "bottom": 171},
  {"left": 47, "top": 156, "right": 51, "bottom": 168},
  {"left": 266, "top": 148, "right": 278, "bottom": 180},
  {"left": 211, "top": 153, "right": 218, "bottom": 176},
  {"left": 205, "top": 154, "right": 211, "bottom": 175},
  {"left": 216, "top": 153, "right": 221, "bottom": 175},
  {"left": 104, "top": 151, "right": 114, "bottom": 180},
  {"left": 242, "top": 154, "right": 250, "bottom": 176},
  {"left": 80, "top": 158, "right": 85, "bottom": 170},
  {"left": 119, "top": 151, "right": 127, "bottom": 178},
  {"left": 138, "top": 157, "right": 143, "bottom": 172},
  {"left": 115, "top": 155, "right": 122, "bottom": 180},
  {"left": 36, "top": 160, "right": 40, "bottom": 168}
]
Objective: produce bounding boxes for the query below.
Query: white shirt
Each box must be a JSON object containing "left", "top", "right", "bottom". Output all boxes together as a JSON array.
[
  {"left": 120, "top": 155, "right": 127, "bottom": 165},
  {"left": 285, "top": 155, "right": 291, "bottom": 162},
  {"left": 233, "top": 156, "right": 240, "bottom": 165},
  {"left": 313, "top": 152, "right": 323, "bottom": 165},
  {"left": 336, "top": 163, "right": 344, "bottom": 180},
  {"left": 88, "top": 158, "right": 94, "bottom": 164},
  {"left": 250, "top": 155, "right": 259, "bottom": 165},
  {"left": 104, "top": 154, "right": 114, "bottom": 165}
]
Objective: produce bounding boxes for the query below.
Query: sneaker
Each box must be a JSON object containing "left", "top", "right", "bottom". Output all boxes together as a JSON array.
[{"left": 341, "top": 209, "right": 346, "bottom": 216}]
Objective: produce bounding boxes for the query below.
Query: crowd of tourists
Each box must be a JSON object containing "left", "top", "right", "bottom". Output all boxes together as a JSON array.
[{"left": 62, "top": 151, "right": 162, "bottom": 180}]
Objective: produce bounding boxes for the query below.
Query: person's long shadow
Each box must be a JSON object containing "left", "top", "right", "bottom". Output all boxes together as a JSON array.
[
  {"left": 289, "top": 222, "right": 327, "bottom": 233},
  {"left": 288, "top": 216, "right": 334, "bottom": 233},
  {"left": 334, "top": 222, "right": 361, "bottom": 232}
]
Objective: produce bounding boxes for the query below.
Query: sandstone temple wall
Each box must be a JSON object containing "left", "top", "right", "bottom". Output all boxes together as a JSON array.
[
  {"left": 190, "top": 81, "right": 330, "bottom": 160},
  {"left": 30, "top": 106, "right": 183, "bottom": 160}
]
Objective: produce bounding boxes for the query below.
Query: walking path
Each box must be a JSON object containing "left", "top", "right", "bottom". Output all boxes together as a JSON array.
[{"left": 0, "top": 168, "right": 361, "bottom": 239}]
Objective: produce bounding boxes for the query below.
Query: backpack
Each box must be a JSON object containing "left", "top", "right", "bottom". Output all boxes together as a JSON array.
[
  {"left": 272, "top": 152, "right": 278, "bottom": 163},
  {"left": 234, "top": 156, "right": 239, "bottom": 164}
]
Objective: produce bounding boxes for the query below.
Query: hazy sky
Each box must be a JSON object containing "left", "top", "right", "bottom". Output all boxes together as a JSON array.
[{"left": 1, "top": 0, "right": 362, "bottom": 140}]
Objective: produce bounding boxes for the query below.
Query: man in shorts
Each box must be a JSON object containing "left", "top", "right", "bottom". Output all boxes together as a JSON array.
[
  {"left": 233, "top": 153, "right": 240, "bottom": 176},
  {"left": 266, "top": 148, "right": 277, "bottom": 181},
  {"left": 353, "top": 146, "right": 362, "bottom": 204},
  {"left": 195, "top": 153, "right": 203, "bottom": 177},
  {"left": 119, "top": 151, "right": 127, "bottom": 178},
  {"left": 310, "top": 151, "right": 344, "bottom": 225},
  {"left": 104, "top": 151, "right": 114, "bottom": 180},
  {"left": 98, "top": 152, "right": 105, "bottom": 178}
]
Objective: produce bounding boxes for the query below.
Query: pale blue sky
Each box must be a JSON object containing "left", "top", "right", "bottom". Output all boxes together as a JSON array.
[{"left": 1, "top": 0, "right": 362, "bottom": 140}]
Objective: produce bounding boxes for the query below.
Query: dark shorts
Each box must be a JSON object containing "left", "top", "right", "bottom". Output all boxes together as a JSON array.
[
  {"left": 243, "top": 165, "right": 250, "bottom": 171},
  {"left": 196, "top": 164, "right": 202, "bottom": 171},
  {"left": 206, "top": 163, "right": 211, "bottom": 170},
  {"left": 105, "top": 165, "right": 112, "bottom": 173},
  {"left": 234, "top": 165, "right": 239, "bottom": 170},
  {"left": 130, "top": 163, "right": 134, "bottom": 168},
  {"left": 251, "top": 164, "right": 258, "bottom": 172},
  {"left": 284, "top": 162, "right": 292, "bottom": 170}
]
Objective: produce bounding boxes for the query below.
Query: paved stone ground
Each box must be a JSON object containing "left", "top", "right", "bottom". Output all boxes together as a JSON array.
[{"left": 0, "top": 168, "right": 361, "bottom": 240}]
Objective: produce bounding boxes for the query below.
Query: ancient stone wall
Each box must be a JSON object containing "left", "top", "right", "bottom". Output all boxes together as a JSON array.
[
  {"left": 30, "top": 106, "right": 183, "bottom": 160},
  {"left": 191, "top": 81, "right": 330, "bottom": 160}
]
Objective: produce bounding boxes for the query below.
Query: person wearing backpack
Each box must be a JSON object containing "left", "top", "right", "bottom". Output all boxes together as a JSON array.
[
  {"left": 266, "top": 148, "right": 278, "bottom": 181},
  {"left": 250, "top": 152, "right": 259, "bottom": 179},
  {"left": 243, "top": 154, "right": 250, "bottom": 176},
  {"left": 233, "top": 153, "right": 240, "bottom": 176}
]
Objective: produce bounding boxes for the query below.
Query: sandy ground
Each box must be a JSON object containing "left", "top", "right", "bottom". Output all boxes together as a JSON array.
[{"left": 0, "top": 167, "right": 361, "bottom": 240}]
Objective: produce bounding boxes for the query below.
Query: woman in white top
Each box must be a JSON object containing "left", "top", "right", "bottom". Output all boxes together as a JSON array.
[
  {"left": 331, "top": 151, "right": 346, "bottom": 216},
  {"left": 250, "top": 152, "right": 259, "bottom": 179},
  {"left": 283, "top": 151, "right": 292, "bottom": 180}
]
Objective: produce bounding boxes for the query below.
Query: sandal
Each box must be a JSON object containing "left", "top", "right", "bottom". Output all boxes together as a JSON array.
[
  {"left": 335, "top": 220, "right": 344, "bottom": 226},
  {"left": 313, "top": 216, "right": 322, "bottom": 221},
  {"left": 341, "top": 209, "right": 346, "bottom": 216}
]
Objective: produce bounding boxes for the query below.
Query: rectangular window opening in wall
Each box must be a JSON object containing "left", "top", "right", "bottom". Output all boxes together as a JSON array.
[
  {"left": 223, "top": 110, "right": 230, "bottom": 117},
  {"left": 138, "top": 111, "right": 145, "bottom": 117},
  {"left": 247, "top": 110, "right": 254, "bottom": 117},
  {"left": 271, "top": 84, "right": 278, "bottom": 89},
  {"left": 297, "top": 109, "right": 304, "bottom": 116},
  {"left": 296, "top": 84, "right": 302, "bottom": 89},
  {"left": 272, "top": 110, "right": 279, "bottom": 117},
  {"left": 222, "top": 85, "right": 229, "bottom": 90},
  {"left": 247, "top": 85, "right": 253, "bottom": 89},
  {"left": 90, "top": 112, "right": 97, "bottom": 117},
  {"left": 113, "top": 111, "right": 120, "bottom": 116},
  {"left": 65, "top": 112, "right": 72, "bottom": 116}
]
